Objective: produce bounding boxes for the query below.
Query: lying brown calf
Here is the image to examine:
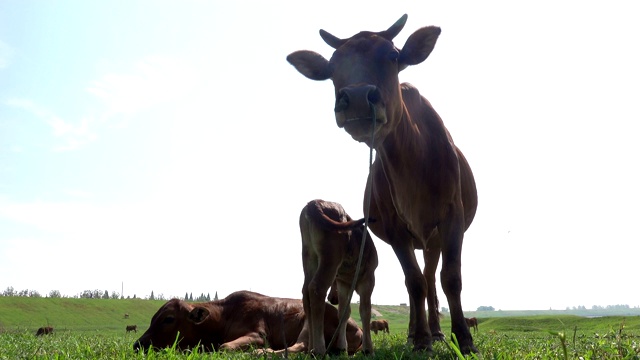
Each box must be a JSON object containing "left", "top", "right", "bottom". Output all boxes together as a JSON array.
[
  {"left": 133, "top": 290, "right": 362, "bottom": 354},
  {"left": 301, "top": 199, "right": 378, "bottom": 355}
]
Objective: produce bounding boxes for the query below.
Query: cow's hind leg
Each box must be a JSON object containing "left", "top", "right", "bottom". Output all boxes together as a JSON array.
[
  {"left": 308, "top": 255, "right": 341, "bottom": 355},
  {"left": 301, "top": 246, "right": 316, "bottom": 351},
  {"left": 329, "top": 280, "right": 352, "bottom": 355},
  {"left": 356, "top": 274, "right": 375, "bottom": 355}
]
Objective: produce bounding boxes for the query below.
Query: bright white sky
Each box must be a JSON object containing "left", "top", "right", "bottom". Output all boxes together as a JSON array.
[{"left": 1, "top": 1, "right": 639, "bottom": 311}]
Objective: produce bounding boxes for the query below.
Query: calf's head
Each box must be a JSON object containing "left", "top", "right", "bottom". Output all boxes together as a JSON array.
[
  {"left": 133, "top": 298, "right": 215, "bottom": 352},
  {"left": 287, "top": 14, "right": 441, "bottom": 147}
]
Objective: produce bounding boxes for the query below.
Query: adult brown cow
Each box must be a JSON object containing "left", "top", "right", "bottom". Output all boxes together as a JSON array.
[
  {"left": 287, "top": 14, "right": 478, "bottom": 354},
  {"left": 301, "top": 199, "right": 378, "bottom": 355},
  {"left": 133, "top": 290, "right": 362, "bottom": 354},
  {"left": 465, "top": 317, "right": 478, "bottom": 333},
  {"left": 371, "top": 319, "right": 390, "bottom": 334},
  {"left": 35, "top": 326, "right": 53, "bottom": 336},
  {"left": 126, "top": 325, "right": 138, "bottom": 333}
]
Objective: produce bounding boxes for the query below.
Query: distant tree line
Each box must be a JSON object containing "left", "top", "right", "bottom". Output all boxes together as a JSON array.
[
  {"left": 477, "top": 306, "right": 495, "bottom": 311},
  {"left": 182, "top": 292, "right": 213, "bottom": 302},
  {"left": 1, "top": 286, "right": 217, "bottom": 302}
]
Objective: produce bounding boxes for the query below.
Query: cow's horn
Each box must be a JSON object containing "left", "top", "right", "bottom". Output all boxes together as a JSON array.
[
  {"left": 319, "top": 29, "right": 346, "bottom": 49},
  {"left": 381, "top": 14, "right": 408, "bottom": 41}
]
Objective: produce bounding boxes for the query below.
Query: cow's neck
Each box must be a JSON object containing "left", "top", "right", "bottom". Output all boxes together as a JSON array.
[
  {"left": 198, "top": 303, "right": 225, "bottom": 344},
  {"left": 375, "top": 93, "right": 458, "bottom": 236}
]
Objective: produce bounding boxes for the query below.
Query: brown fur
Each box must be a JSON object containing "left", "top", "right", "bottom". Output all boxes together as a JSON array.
[
  {"left": 126, "top": 325, "right": 137, "bottom": 333},
  {"left": 371, "top": 319, "right": 390, "bottom": 334},
  {"left": 300, "top": 199, "right": 378, "bottom": 355},
  {"left": 35, "top": 326, "right": 53, "bottom": 336},
  {"left": 133, "top": 290, "right": 362, "bottom": 354},
  {"left": 288, "top": 14, "right": 478, "bottom": 354},
  {"left": 465, "top": 317, "right": 478, "bottom": 333}
]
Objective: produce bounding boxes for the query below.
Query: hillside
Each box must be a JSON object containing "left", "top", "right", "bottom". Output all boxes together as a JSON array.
[
  {"left": 2, "top": 297, "right": 639, "bottom": 336},
  {"left": 0, "top": 297, "right": 166, "bottom": 332}
]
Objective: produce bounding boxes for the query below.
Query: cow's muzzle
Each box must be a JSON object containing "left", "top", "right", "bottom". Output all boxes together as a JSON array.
[
  {"left": 335, "top": 85, "right": 382, "bottom": 128},
  {"left": 133, "top": 340, "right": 149, "bottom": 353}
]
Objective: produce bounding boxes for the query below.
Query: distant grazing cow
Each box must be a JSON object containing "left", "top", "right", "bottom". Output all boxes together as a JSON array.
[
  {"left": 287, "top": 13, "right": 478, "bottom": 353},
  {"left": 133, "top": 290, "right": 362, "bottom": 354},
  {"left": 124, "top": 313, "right": 129, "bottom": 319},
  {"left": 35, "top": 326, "right": 53, "bottom": 336},
  {"left": 126, "top": 325, "right": 138, "bottom": 333},
  {"left": 371, "top": 319, "right": 390, "bottom": 334},
  {"left": 465, "top": 317, "right": 478, "bottom": 333},
  {"left": 300, "top": 199, "right": 378, "bottom": 355}
]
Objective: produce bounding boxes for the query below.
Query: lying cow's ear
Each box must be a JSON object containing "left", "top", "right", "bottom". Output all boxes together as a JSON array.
[
  {"left": 188, "top": 307, "right": 210, "bottom": 325},
  {"left": 287, "top": 50, "right": 333, "bottom": 81},
  {"left": 399, "top": 26, "right": 441, "bottom": 71}
]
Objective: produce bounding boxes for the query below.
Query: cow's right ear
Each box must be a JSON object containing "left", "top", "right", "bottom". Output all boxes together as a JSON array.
[
  {"left": 287, "top": 51, "right": 333, "bottom": 81},
  {"left": 188, "top": 307, "right": 210, "bottom": 325}
]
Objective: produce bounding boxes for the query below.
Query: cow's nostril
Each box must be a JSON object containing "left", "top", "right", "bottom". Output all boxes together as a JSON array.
[
  {"left": 367, "top": 87, "right": 381, "bottom": 106},
  {"left": 334, "top": 90, "right": 349, "bottom": 112}
]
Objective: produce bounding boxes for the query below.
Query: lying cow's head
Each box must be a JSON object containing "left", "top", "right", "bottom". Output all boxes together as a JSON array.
[
  {"left": 287, "top": 14, "right": 440, "bottom": 147},
  {"left": 133, "top": 298, "right": 218, "bottom": 352}
]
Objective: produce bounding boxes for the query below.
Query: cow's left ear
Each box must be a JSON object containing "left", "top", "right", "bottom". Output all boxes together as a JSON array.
[
  {"left": 188, "top": 307, "right": 210, "bottom": 325},
  {"left": 287, "top": 50, "right": 333, "bottom": 81},
  {"left": 398, "top": 26, "right": 441, "bottom": 71}
]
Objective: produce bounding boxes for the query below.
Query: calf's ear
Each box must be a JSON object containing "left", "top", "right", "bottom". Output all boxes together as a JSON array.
[
  {"left": 287, "top": 50, "right": 333, "bottom": 80},
  {"left": 188, "top": 307, "right": 210, "bottom": 324},
  {"left": 399, "top": 26, "right": 441, "bottom": 71}
]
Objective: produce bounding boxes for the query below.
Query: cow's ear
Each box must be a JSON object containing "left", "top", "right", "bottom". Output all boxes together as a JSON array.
[
  {"left": 188, "top": 307, "right": 210, "bottom": 325},
  {"left": 398, "top": 26, "right": 441, "bottom": 71},
  {"left": 287, "top": 50, "right": 333, "bottom": 81}
]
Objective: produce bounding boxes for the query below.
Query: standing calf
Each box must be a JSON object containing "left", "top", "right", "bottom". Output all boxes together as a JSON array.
[
  {"left": 371, "top": 319, "right": 390, "bottom": 334},
  {"left": 300, "top": 199, "right": 378, "bottom": 355},
  {"left": 35, "top": 326, "right": 53, "bottom": 336},
  {"left": 126, "top": 325, "right": 138, "bottom": 333}
]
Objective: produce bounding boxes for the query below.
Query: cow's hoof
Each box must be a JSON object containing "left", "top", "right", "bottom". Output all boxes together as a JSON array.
[
  {"left": 431, "top": 331, "right": 446, "bottom": 341},
  {"left": 412, "top": 339, "right": 434, "bottom": 354},
  {"left": 461, "top": 343, "right": 479, "bottom": 355},
  {"left": 325, "top": 347, "right": 346, "bottom": 356},
  {"left": 412, "top": 346, "right": 434, "bottom": 356},
  {"left": 362, "top": 348, "right": 375, "bottom": 356}
]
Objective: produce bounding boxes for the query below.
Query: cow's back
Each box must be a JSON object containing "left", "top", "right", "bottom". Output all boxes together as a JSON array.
[{"left": 221, "top": 291, "right": 306, "bottom": 349}]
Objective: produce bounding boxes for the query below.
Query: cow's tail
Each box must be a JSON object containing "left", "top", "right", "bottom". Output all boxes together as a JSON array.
[{"left": 305, "top": 200, "right": 373, "bottom": 232}]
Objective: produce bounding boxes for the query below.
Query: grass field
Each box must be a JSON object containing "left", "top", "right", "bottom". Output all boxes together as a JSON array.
[{"left": 1, "top": 297, "right": 639, "bottom": 359}]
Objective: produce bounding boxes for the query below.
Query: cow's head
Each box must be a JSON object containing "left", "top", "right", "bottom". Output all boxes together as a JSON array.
[
  {"left": 287, "top": 14, "right": 440, "bottom": 147},
  {"left": 133, "top": 299, "right": 217, "bottom": 352}
]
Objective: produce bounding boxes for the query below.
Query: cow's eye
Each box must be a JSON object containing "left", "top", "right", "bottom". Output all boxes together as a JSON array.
[
  {"left": 388, "top": 50, "right": 400, "bottom": 62},
  {"left": 163, "top": 316, "right": 175, "bottom": 324}
]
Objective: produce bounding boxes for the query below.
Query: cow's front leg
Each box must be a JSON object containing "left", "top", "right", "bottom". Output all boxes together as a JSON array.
[
  {"left": 439, "top": 209, "right": 477, "bottom": 354},
  {"left": 424, "top": 245, "right": 445, "bottom": 341},
  {"left": 392, "top": 244, "right": 432, "bottom": 352},
  {"left": 219, "top": 333, "right": 265, "bottom": 352}
]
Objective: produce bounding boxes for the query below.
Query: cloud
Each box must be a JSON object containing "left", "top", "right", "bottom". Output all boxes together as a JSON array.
[
  {"left": 4, "top": 98, "right": 97, "bottom": 151},
  {"left": 87, "top": 55, "right": 203, "bottom": 115},
  {"left": 0, "top": 39, "right": 13, "bottom": 69}
]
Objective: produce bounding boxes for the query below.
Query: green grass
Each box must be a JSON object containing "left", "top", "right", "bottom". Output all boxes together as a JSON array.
[{"left": 1, "top": 297, "right": 639, "bottom": 359}]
